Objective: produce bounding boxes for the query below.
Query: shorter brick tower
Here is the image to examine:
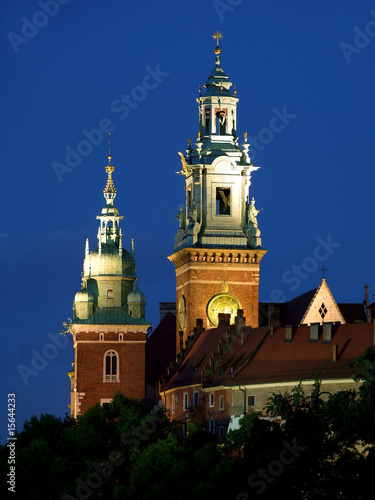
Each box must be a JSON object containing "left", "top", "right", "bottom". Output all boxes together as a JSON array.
[
  {"left": 169, "top": 34, "right": 267, "bottom": 354},
  {"left": 66, "top": 145, "right": 151, "bottom": 417}
]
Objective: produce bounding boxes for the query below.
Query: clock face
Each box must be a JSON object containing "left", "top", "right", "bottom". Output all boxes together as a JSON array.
[
  {"left": 178, "top": 295, "right": 186, "bottom": 330},
  {"left": 206, "top": 293, "right": 241, "bottom": 327}
]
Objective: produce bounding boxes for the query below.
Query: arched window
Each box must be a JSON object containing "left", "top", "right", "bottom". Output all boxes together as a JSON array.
[{"left": 104, "top": 351, "right": 119, "bottom": 382}]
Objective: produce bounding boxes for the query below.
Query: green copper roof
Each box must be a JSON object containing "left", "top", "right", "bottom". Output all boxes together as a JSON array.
[{"left": 74, "top": 306, "right": 151, "bottom": 325}]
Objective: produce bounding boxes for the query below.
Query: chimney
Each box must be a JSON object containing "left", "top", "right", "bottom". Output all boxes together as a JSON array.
[
  {"left": 196, "top": 318, "right": 204, "bottom": 335},
  {"left": 322, "top": 322, "right": 332, "bottom": 343},
  {"left": 218, "top": 313, "right": 231, "bottom": 326},
  {"left": 310, "top": 322, "right": 319, "bottom": 342},
  {"left": 285, "top": 325, "right": 293, "bottom": 342},
  {"left": 268, "top": 306, "right": 281, "bottom": 328},
  {"left": 240, "top": 327, "right": 247, "bottom": 346},
  {"left": 332, "top": 344, "right": 337, "bottom": 362},
  {"left": 235, "top": 309, "right": 246, "bottom": 332}
]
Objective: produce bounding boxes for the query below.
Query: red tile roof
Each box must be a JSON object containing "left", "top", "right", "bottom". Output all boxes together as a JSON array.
[{"left": 224, "top": 322, "right": 373, "bottom": 386}]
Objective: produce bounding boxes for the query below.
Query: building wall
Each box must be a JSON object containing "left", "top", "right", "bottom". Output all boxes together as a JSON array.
[
  {"left": 231, "top": 379, "right": 362, "bottom": 418},
  {"left": 74, "top": 329, "right": 146, "bottom": 415},
  {"left": 173, "top": 249, "right": 264, "bottom": 350},
  {"left": 164, "top": 385, "right": 233, "bottom": 437}
]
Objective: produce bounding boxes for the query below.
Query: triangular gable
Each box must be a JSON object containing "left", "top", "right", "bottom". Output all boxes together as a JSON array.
[{"left": 300, "top": 278, "right": 345, "bottom": 326}]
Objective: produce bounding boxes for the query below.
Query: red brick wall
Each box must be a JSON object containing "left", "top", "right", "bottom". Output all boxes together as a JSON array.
[
  {"left": 175, "top": 254, "right": 262, "bottom": 351},
  {"left": 75, "top": 333, "right": 146, "bottom": 414}
]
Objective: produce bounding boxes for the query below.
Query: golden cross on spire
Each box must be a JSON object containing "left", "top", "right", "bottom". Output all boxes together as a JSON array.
[
  {"left": 108, "top": 133, "right": 112, "bottom": 166},
  {"left": 212, "top": 30, "right": 223, "bottom": 46}
]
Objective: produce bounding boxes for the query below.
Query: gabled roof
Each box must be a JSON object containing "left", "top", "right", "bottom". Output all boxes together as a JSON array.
[
  {"left": 301, "top": 279, "right": 345, "bottom": 325},
  {"left": 259, "top": 280, "right": 367, "bottom": 327}
]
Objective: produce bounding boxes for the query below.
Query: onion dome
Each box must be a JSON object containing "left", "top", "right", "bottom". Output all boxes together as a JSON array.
[
  {"left": 84, "top": 241, "right": 135, "bottom": 277},
  {"left": 74, "top": 287, "right": 94, "bottom": 304},
  {"left": 127, "top": 283, "right": 146, "bottom": 304}
]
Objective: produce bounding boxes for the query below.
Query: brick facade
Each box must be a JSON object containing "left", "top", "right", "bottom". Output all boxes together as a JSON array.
[
  {"left": 170, "top": 248, "right": 266, "bottom": 353},
  {"left": 70, "top": 325, "right": 148, "bottom": 417}
]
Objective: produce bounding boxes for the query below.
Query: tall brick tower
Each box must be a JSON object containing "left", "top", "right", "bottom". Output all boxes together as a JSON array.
[
  {"left": 168, "top": 33, "right": 267, "bottom": 353},
  {"left": 66, "top": 142, "right": 151, "bottom": 417}
]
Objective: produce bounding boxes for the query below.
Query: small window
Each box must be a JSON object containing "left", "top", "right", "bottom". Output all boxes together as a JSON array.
[
  {"left": 219, "top": 426, "right": 225, "bottom": 438},
  {"left": 183, "top": 392, "right": 189, "bottom": 411},
  {"left": 107, "top": 289, "right": 114, "bottom": 299},
  {"left": 104, "top": 351, "right": 119, "bottom": 382},
  {"left": 209, "top": 418, "right": 215, "bottom": 434},
  {"left": 193, "top": 391, "right": 200, "bottom": 406},
  {"left": 187, "top": 188, "right": 192, "bottom": 208},
  {"left": 216, "top": 188, "right": 231, "bottom": 215},
  {"left": 219, "top": 395, "right": 224, "bottom": 411},
  {"left": 119, "top": 333, "right": 123, "bottom": 341},
  {"left": 99, "top": 333, "right": 104, "bottom": 341},
  {"left": 248, "top": 396, "right": 255, "bottom": 407},
  {"left": 172, "top": 395, "right": 175, "bottom": 413},
  {"left": 100, "top": 398, "right": 113, "bottom": 406},
  {"left": 209, "top": 393, "right": 215, "bottom": 407}
]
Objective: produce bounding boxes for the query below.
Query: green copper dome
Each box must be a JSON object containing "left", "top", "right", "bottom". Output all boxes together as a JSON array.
[
  {"left": 74, "top": 287, "right": 94, "bottom": 303},
  {"left": 84, "top": 241, "right": 135, "bottom": 277},
  {"left": 127, "top": 284, "right": 146, "bottom": 304}
]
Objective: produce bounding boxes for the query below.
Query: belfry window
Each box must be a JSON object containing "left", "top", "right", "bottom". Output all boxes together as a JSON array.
[
  {"left": 104, "top": 351, "right": 119, "bottom": 382},
  {"left": 216, "top": 110, "right": 226, "bottom": 134},
  {"left": 216, "top": 188, "right": 231, "bottom": 215},
  {"left": 107, "top": 289, "right": 114, "bottom": 299},
  {"left": 205, "top": 107, "right": 211, "bottom": 135}
]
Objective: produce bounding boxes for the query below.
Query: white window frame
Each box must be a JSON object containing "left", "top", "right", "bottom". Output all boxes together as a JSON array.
[
  {"left": 209, "top": 392, "right": 215, "bottom": 407},
  {"left": 183, "top": 392, "right": 189, "bottom": 411},
  {"left": 104, "top": 350, "right": 119, "bottom": 382},
  {"left": 100, "top": 398, "right": 113, "bottom": 406}
]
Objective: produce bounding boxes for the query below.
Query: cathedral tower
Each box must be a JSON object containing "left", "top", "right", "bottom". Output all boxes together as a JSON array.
[
  {"left": 168, "top": 33, "right": 267, "bottom": 352},
  {"left": 66, "top": 144, "right": 151, "bottom": 417}
]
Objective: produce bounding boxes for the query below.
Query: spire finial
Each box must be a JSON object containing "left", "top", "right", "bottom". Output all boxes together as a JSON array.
[
  {"left": 320, "top": 266, "right": 328, "bottom": 279},
  {"left": 212, "top": 31, "right": 223, "bottom": 66},
  {"left": 104, "top": 134, "right": 116, "bottom": 205},
  {"left": 108, "top": 133, "right": 112, "bottom": 165},
  {"left": 213, "top": 30, "right": 223, "bottom": 46}
]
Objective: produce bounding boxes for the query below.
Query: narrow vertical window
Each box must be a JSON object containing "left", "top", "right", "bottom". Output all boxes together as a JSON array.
[
  {"left": 193, "top": 391, "right": 199, "bottom": 406},
  {"left": 183, "top": 392, "right": 189, "bottom": 411},
  {"left": 216, "top": 188, "right": 231, "bottom": 215},
  {"left": 209, "top": 418, "right": 215, "bottom": 433},
  {"left": 216, "top": 110, "right": 226, "bottom": 134},
  {"left": 107, "top": 289, "right": 114, "bottom": 299},
  {"left": 219, "top": 395, "right": 224, "bottom": 411},
  {"left": 172, "top": 395, "right": 175, "bottom": 413},
  {"left": 104, "top": 351, "right": 119, "bottom": 382},
  {"left": 205, "top": 107, "right": 211, "bottom": 135},
  {"left": 209, "top": 393, "right": 215, "bottom": 407}
]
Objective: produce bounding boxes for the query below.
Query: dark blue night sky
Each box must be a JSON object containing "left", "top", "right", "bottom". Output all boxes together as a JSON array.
[{"left": 1, "top": 0, "right": 375, "bottom": 442}]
